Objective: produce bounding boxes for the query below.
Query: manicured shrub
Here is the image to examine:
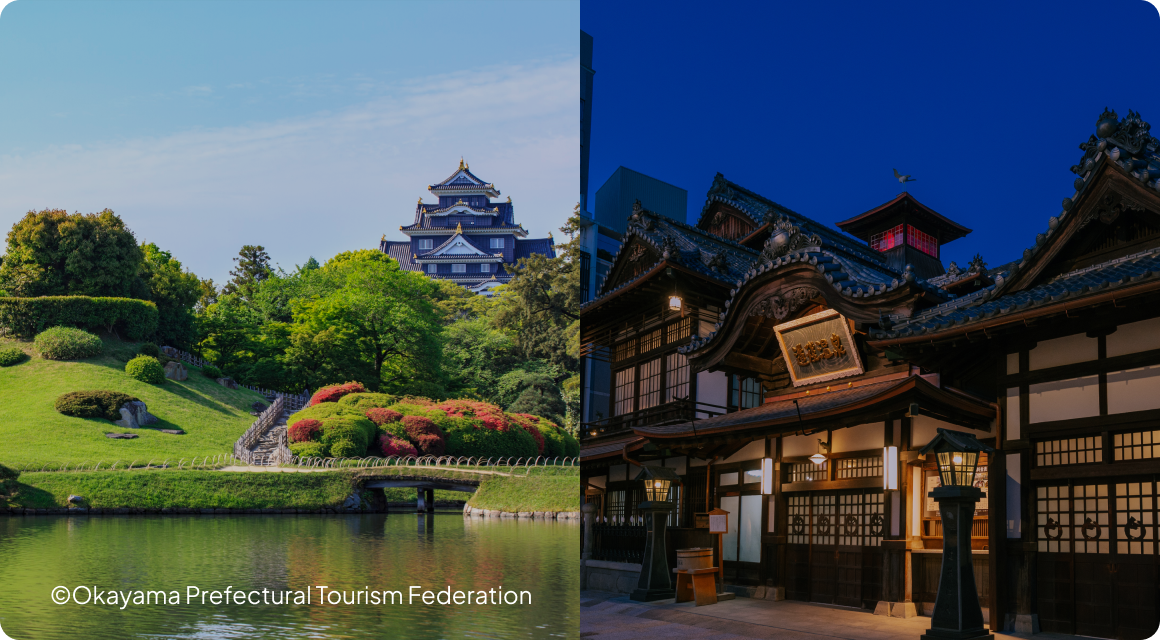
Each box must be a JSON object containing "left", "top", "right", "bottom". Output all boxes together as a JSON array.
[
  {"left": 309, "top": 381, "right": 367, "bottom": 406},
  {"left": 290, "top": 441, "right": 327, "bottom": 458},
  {"left": 337, "top": 392, "right": 398, "bottom": 411},
  {"left": 401, "top": 415, "right": 442, "bottom": 439},
  {"left": 0, "top": 296, "right": 157, "bottom": 340},
  {"left": 364, "top": 408, "right": 403, "bottom": 426},
  {"left": 55, "top": 390, "right": 140, "bottom": 421},
  {"left": 434, "top": 399, "right": 512, "bottom": 431},
  {"left": 378, "top": 421, "right": 409, "bottom": 442},
  {"left": 288, "top": 419, "right": 322, "bottom": 443},
  {"left": 444, "top": 421, "right": 538, "bottom": 460},
  {"left": 329, "top": 439, "right": 361, "bottom": 458},
  {"left": 0, "top": 346, "right": 27, "bottom": 367},
  {"left": 125, "top": 355, "right": 166, "bottom": 384},
  {"left": 318, "top": 415, "right": 377, "bottom": 454},
  {"left": 137, "top": 343, "right": 160, "bottom": 358},
  {"left": 202, "top": 364, "right": 223, "bottom": 379},
  {"left": 287, "top": 402, "right": 359, "bottom": 426},
  {"left": 414, "top": 433, "right": 445, "bottom": 456},
  {"left": 34, "top": 327, "right": 103, "bottom": 360},
  {"left": 506, "top": 413, "right": 546, "bottom": 455},
  {"left": 380, "top": 436, "right": 418, "bottom": 458}
]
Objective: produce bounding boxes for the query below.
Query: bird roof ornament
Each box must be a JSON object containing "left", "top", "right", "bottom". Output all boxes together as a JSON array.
[{"left": 893, "top": 168, "right": 917, "bottom": 184}]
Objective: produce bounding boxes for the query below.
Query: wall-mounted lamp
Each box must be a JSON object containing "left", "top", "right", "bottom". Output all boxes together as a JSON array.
[
  {"left": 809, "top": 439, "right": 830, "bottom": 466},
  {"left": 883, "top": 446, "right": 898, "bottom": 491},
  {"left": 761, "top": 458, "right": 774, "bottom": 495},
  {"left": 668, "top": 295, "right": 683, "bottom": 312}
]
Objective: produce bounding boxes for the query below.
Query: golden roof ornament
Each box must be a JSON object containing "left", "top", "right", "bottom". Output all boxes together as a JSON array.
[
  {"left": 458, "top": 157, "right": 465, "bottom": 170},
  {"left": 418, "top": 197, "right": 422, "bottom": 204},
  {"left": 507, "top": 196, "right": 512, "bottom": 203},
  {"left": 412, "top": 254, "right": 417, "bottom": 259},
  {"left": 381, "top": 234, "right": 385, "bottom": 241},
  {"left": 456, "top": 222, "right": 463, "bottom": 233}
]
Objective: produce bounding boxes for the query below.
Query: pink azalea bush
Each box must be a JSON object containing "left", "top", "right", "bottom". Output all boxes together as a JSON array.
[
  {"left": 380, "top": 435, "right": 418, "bottom": 458},
  {"left": 309, "top": 382, "right": 367, "bottom": 406},
  {"left": 288, "top": 419, "right": 322, "bottom": 443}
]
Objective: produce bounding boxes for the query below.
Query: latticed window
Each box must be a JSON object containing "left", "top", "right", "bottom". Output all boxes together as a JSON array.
[
  {"left": 788, "top": 495, "right": 810, "bottom": 544},
  {"left": 906, "top": 225, "right": 938, "bottom": 257},
  {"left": 667, "top": 317, "right": 691, "bottom": 343},
  {"left": 452, "top": 263, "right": 466, "bottom": 273},
  {"left": 638, "top": 358, "right": 662, "bottom": 410},
  {"left": 836, "top": 456, "right": 883, "bottom": 479},
  {"left": 788, "top": 461, "right": 827, "bottom": 483},
  {"left": 869, "top": 224, "right": 903, "bottom": 252},
  {"left": 1114, "top": 430, "right": 1159, "bottom": 461},
  {"left": 640, "top": 329, "right": 663, "bottom": 353},
  {"left": 612, "top": 339, "right": 636, "bottom": 363},
  {"left": 480, "top": 263, "right": 490, "bottom": 273},
  {"left": 732, "top": 375, "right": 762, "bottom": 409},
  {"left": 1036, "top": 437, "right": 1103, "bottom": 466},
  {"left": 426, "top": 264, "right": 437, "bottom": 274},
  {"left": 1116, "top": 481, "right": 1155, "bottom": 555},
  {"left": 613, "top": 368, "right": 635, "bottom": 416},
  {"left": 838, "top": 492, "right": 884, "bottom": 547},
  {"left": 1037, "top": 485, "right": 1069, "bottom": 553},
  {"left": 811, "top": 494, "right": 836, "bottom": 545},
  {"left": 665, "top": 352, "right": 689, "bottom": 402},
  {"left": 605, "top": 490, "right": 626, "bottom": 524},
  {"left": 1072, "top": 484, "right": 1109, "bottom": 554}
]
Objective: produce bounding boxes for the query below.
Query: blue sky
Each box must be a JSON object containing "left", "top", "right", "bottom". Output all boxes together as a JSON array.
[
  {"left": 582, "top": 0, "right": 1160, "bottom": 272},
  {"left": 0, "top": 0, "right": 579, "bottom": 284}
]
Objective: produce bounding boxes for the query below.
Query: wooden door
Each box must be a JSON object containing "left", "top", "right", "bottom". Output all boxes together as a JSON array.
[
  {"left": 786, "top": 494, "right": 811, "bottom": 601},
  {"left": 809, "top": 494, "right": 837, "bottom": 604}
]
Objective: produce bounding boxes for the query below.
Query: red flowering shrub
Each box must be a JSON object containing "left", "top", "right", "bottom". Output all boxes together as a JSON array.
[
  {"left": 401, "top": 415, "right": 440, "bottom": 439},
  {"left": 380, "top": 435, "right": 418, "bottom": 458},
  {"left": 365, "top": 408, "right": 403, "bottom": 426},
  {"left": 434, "top": 399, "right": 510, "bottom": 431},
  {"left": 309, "top": 382, "right": 367, "bottom": 406},
  {"left": 288, "top": 419, "right": 322, "bottom": 443},
  {"left": 506, "top": 413, "right": 545, "bottom": 455},
  {"left": 414, "top": 433, "right": 446, "bottom": 456}
]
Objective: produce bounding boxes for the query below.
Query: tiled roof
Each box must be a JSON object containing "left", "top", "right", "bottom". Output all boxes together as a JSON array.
[
  {"left": 514, "top": 237, "right": 556, "bottom": 261},
  {"left": 580, "top": 434, "right": 644, "bottom": 461},
  {"left": 381, "top": 240, "right": 421, "bottom": 271},
  {"left": 428, "top": 164, "right": 497, "bottom": 191},
  {"left": 419, "top": 233, "right": 497, "bottom": 259}
]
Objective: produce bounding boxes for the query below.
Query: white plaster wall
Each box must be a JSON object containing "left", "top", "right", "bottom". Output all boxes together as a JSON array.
[
  {"left": 911, "top": 414, "right": 989, "bottom": 448},
  {"left": 911, "top": 466, "right": 921, "bottom": 537},
  {"left": 608, "top": 464, "right": 627, "bottom": 483},
  {"left": 663, "top": 456, "right": 688, "bottom": 475},
  {"left": 832, "top": 422, "right": 883, "bottom": 452},
  {"left": 1107, "top": 317, "right": 1160, "bottom": 358},
  {"left": 1006, "top": 388, "right": 1021, "bottom": 440},
  {"left": 1006, "top": 352, "right": 1020, "bottom": 375},
  {"left": 781, "top": 434, "right": 817, "bottom": 457},
  {"left": 1006, "top": 453, "right": 1021, "bottom": 538},
  {"left": 1028, "top": 376, "right": 1099, "bottom": 423},
  {"left": 724, "top": 439, "right": 766, "bottom": 463},
  {"left": 1029, "top": 333, "right": 1097, "bottom": 370},
  {"left": 696, "top": 370, "right": 728, "bottom": 417},
  {"left": 588, "top": 475, "right": 607, "bottom": 489},
  {"left": 1107, "top": 366, "right": 1160, "bottom": 415}
]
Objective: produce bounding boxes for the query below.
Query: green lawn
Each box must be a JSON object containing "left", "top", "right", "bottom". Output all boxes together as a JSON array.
[
  {"left": 468, "top": 475, "right": 579, "bottom": 513},
  {"left": 0, "top": 335, "right": 266, "bottom": 467}
]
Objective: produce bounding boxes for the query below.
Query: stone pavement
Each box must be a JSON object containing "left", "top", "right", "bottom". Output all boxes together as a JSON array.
[{"left": 580, "top": 591, "right": 1081, "bottom": 640}]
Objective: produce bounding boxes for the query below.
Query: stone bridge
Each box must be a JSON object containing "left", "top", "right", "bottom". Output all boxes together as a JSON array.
[{"left": 358, "top": 474, "right": 481, "bottom": 513}]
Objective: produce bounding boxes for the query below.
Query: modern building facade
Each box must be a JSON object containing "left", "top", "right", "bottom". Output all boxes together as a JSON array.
[
  {"left": 380, "top": 160, "right": 555, "bottom": 295},
  {"left": 580, "top": 108, "right": 1160, "bottom": 639}
]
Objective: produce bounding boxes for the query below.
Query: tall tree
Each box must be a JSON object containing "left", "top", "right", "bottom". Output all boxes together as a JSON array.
[
  {"left": 137, "top": 242, "right": 201, "bottom": 348},
  {"left": 0, "top": 208, "right": 142, "bottom": 297},
  {"left": 222, "top": 245, "right": 272, "bottom": 299}
]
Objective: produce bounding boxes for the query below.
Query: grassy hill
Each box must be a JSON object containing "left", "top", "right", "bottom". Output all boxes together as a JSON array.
[{"left": 0, "top": 335, "right": 265, "bottom": 467}]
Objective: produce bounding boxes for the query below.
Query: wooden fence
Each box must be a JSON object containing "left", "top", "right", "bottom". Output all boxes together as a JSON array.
[
  {"left": 232, "top": 395, "right": 284, "bottom": 465},
  {"left": 160, "top": 346, "right": 311, "bottom": 410}
]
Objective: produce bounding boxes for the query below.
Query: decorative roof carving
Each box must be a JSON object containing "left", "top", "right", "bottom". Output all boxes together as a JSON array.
[
  {"left": 748, "top": 287, "right": 820, "bottom": 321},
  {"left": 703, "top": 251, "right": 729, "bottom": 274},
  {"left": 945, "top": 261, "right": 961, "bottom": 277},
  {"left": 761, "top": 216, "right": 822, "bottom": 261},
  {"left": 706, "top": 172, "right": 736, "bottom": 201},
  {"left": 967, "top": 253, "right": 987, "bottom": 273}
]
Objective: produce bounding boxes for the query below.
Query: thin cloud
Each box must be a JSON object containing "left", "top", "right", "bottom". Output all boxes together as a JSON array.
[{"left": 0, "top": 58, "right": 578, "bottom": 284}]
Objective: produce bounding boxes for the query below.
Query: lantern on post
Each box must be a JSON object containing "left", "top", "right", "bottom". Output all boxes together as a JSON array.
[
  {"left": 918, "top": 428, "right": 995, "bottom": 640},
  {"left": 629, "top": 465, "right": 682, "bottom": 602}
]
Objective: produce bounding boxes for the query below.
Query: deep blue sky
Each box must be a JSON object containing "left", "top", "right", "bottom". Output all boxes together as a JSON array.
[
  {"left": 582, "top": 0, "right": 1160, "bottom": 271},
  {"left": 0, "top": 1, "right": 578, "bottom": 284}
]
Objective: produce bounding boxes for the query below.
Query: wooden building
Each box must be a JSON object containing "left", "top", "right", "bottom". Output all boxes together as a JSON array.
[{"left": 580, "top": 108, "right": 1160, "bottom": 639}]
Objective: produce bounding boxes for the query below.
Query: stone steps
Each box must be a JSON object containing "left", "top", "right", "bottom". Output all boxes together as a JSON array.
[{"left": 247, "top": 405, "right": 289, "bottom": 466}]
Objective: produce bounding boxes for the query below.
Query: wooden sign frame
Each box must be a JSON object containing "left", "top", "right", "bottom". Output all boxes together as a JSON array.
[
  {"left": 707, "top": 507, "right": 729, "bottom": 535},
  {"left": 773, "top": 309, "right": 864, "bottom": 387}
]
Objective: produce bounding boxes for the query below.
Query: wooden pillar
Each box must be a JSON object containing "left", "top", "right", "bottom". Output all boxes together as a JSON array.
[
  {"left": 772, "top": 436, "right": 786, "bottom": 600},
  {"left": 416, "top": 487, "right": 426, "bottom": 513},
  {"left": 426, "top": 488, "right": 435, "bottom": 513},
  {"left": 988, "top": 447, "right": 1007, "bottom": 631}
]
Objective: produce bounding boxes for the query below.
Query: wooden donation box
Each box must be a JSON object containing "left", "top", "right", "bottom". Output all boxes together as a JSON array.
[{"left": 676, "top": 508, "right": 729, "bottom": 606}]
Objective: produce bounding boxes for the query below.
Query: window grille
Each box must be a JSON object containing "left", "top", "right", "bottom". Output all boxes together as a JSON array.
[
  {"left": 1036, "top": 436, "right": 1103, "bottom": 466},
  {"left": 1037, "top": 485, "right": 1069, "bottom": 553},
  {"left": 638, "top": 358, "right": 662, "bottom": 410},
  {"left": 480, "top": 263, "right": 490, "bottom": 273},
  {"left": 613, "top": 368, "right": 635, "bottom": 416},
  {"left": 788, "top": 461, "right": 827, "bottom": 483},
  {"left": 490, "top": 238, "right": 505, "bottom": 249},
  {"left": 811, "top": 494, "right": 836, "bottom": 545},
  {"left": 452, "top": 264, "right": 466, "bottom": 273},
  {"left": 1115, "top": 481, "right": 1155, "bottom": 555},
  {"left": 612, "top": 339, "right": 636, "bottom": 363},
  {"left": 606, "top": 490, "right": 626, "bottom": 524},
  {"left": 906, "top": 225, "right": 938, "bottom": 257},
  {"left": 1072, "top": 484, "right": 1109, "bottom": 554},
  {"left": 733, "top": 375, "right": 762, "bottom": 409},
  {"left": 419, "top": 239, "right": 433, "bottom": 250},
  {"left": 426, "top": 264, "right": 437, "bottom": 274},
  {"left": 788, "top": 495, "right": 810, "bottom": 544},
  {"left": 1114, "top": 430, "right": 1159, "bottom": 461},
  {"left": 838, "top": 492, "right": 884, "bottom": 547},
  {"left": 640, "top": 329, "right": 662, "bottom": 353},
  {"left": 836, "top": 456, "right": 883, "bottom": 479},
  {"left": 869, "top": 224, "right": 904, "bottom": 252},
  {"left": 666, "top": 318, "right": 691, "bottom": 343},
  {"left": 665, "top": 352, "right": 689, "bottom": 402}
]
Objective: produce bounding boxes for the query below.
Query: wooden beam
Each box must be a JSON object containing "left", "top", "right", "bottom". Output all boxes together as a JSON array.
[{"left": 1030, "top": 458, "right": 1160, "bottom": 480}]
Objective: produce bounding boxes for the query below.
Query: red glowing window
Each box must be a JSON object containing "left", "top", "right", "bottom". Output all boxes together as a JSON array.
[
  {"left": 869, "top": 224, "right": 904, "bottom": 252},
  {"left": 906, "top": 225, "right": 938, "bottom": 257}
]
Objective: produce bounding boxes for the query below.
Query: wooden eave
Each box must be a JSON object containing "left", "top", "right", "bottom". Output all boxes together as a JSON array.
[
  {"left": 685, "top": 264, "right": 923, "bottom": 372},
  {"left": 697, "top": 199, "right": 758, "bottom": 232},
  {"left": 994, "top": 159, "right": 1160, "bottom": 296},
  {"left": 836, "top": 192, "right": 972, "bottom": 243}
]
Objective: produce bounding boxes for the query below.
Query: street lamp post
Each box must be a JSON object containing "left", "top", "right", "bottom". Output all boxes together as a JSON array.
[
  {"left": 630, "top": 465, "right": 681, "bottom": 602},
  {"left": 918, "top": 428, "right": 995, "bottom": 640}
]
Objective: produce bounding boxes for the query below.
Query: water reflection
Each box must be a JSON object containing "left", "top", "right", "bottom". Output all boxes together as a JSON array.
[{"left": 0, "top": 514, "right": 578, "bottom": 640}]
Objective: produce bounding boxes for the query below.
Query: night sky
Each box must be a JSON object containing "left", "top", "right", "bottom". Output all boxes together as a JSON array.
[{"left": 581, "top": 0, "right": 1160, "bottom": 271}]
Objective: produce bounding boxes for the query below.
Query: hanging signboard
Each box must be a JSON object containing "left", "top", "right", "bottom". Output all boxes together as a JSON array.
[
  {"left": 773, "top": 309, "right": 864, "bottom": 387},
  {"left": 707, "top": 508, "right": 729, "bottom": 534}
]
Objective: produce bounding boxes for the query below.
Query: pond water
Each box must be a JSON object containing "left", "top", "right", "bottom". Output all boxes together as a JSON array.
[{"left": 0, "top": 514, "right": 578, "bottom": 639}]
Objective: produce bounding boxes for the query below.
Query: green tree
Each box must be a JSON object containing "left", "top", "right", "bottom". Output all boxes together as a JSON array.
[
  {"left": 442, "top": 316, "right": 518, "bottom": 400},
  {"left": 195, "top": 294, "right": 263, "bottom": 372},
  {"left": 137, "top": 242, "right": 201, "bottom": 348},
  {"left": 0, "top": 208, "right": 142, "bottom": 297},
  {"left": 222, "top": 245, "right": 272, "bottom": 299}
]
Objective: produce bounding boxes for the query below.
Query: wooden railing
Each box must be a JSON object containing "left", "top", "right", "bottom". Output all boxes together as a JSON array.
[
  {"left": 581, "top": 399, "right": 726, "bottom": 438},
  {"left": 161, "top": 346, "right": 311, "bottom": 410},
  {"left": 590, "top": 524, "right": 647, "bottom": 564},
  {"left": 232, "top": 395, "right": 284, "bottom": 465}
]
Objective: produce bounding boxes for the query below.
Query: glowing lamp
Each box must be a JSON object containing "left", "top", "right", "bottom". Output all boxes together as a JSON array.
[
  {"left": 668, "top": 295, "right": 683, "bottom": 312},
  {"left": 635, "top": 465, "right": 681, "bottom": 503},
  {"left": 809, "top": 453, "right": 826, "bottom": 465}
]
